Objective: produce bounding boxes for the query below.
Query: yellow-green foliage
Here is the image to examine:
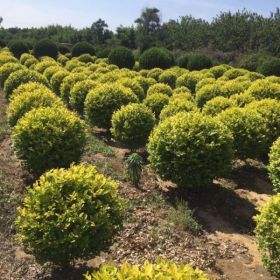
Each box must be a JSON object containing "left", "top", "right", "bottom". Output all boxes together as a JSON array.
[
  {"left": 43, "top": 65, "right": 62, "bottom": 81},
  {"left": 69, "top": 80, "right": 98, "bottom": 114},
  {"left": 139, "top": 69, "right": 149, "bottom": 77},
  {"left": 119, "top": 78, "right": 145, "bottom": 101},
  {"left": 57, "top": 54, "right": 69, "bottom": 66},
  {"left": 16, "top": 164, "right": 125, "bottom": 264},
  {"left": 12, "top": 81, "right": 50, "bottom": 98},
  {"left": 176, "top": 71, "right": 213, "bottom": 94},
  {"left": 246, "top": 80, "right": 280, "bottom": 100},
  {"left": 160, "top": 98, "right": 198, "bottom": 121},
  {"left": 221, "top": 79, "right": 251, "bottom": 97},
  {"left": 268, "top": 138, "right": 280, "bottom": 193},
  {"left": 12, "top": 107, "right": 87, "bottom": 174},
  {"left": 148, "top": 112, "right": 233, "bottom": 188},
  {"left": 19, "top": 53, "right": 34, "bottom": 65},
  {"left": 229, "top": 92, "right": 256, "bottom": 107},
  {"left": 265, "top": 76, "right": 280, "bottom": 84},
  {"left": 170, "top": 92, "right": 193, "bottom": 103},
  {"left": 195, "top": 84, "right": 224, "bottom": 108},
  {"left": 147, "top": 83, "right": 173, "bottom": 97},
  {"left": 254, "top": 194, "right": 280, "bottom": 278},
  {"left": 50, "top": 70, "right": 69, "bottom": 95},
  {"left": 0, "top": 53, "right": 18, "bottom": 67},
  {"left": 222, "top": 68, "right": 248, "bottom": 80},
  {"left": 97, "top": 71, "right": 120, "bottom": 83},
  {"left": 95, "top": 67, "right": 111, "bottom": 75},
  {"left": 8, "top": 88, "right": 65, "bottom": 127},
  {"left": 147, "top": 68, "right": 164, "bottom": 81},
  {"left": 60, "top": 73, "right": 88, "bottom": 103},
  {"left": 65, "top": 59, "right": 86, "bottom": 71},
  {"left": 245, "top": 71, "right": 264, "bottom": 81},
  {"left": 23, "top": 57, "right": 38, "bottom": 68},
  {"left": 246, "top": 99, "right": 280, "bottom": 154},
  {"left": 111, "top": 103, "right": 155, "bottom": 149},
  {"left": 158, "top": 69, "right": 178, "bottom": 88},
  {"left": 209, "top": 64, "right": 231, "bottom": 78},
  {"left": 134, "top": 76, "right": 157, "bottom": 94},
  {"left": 202, "top": 96, "right": 235, "bottom": 116},
  {"left": 85, "top": 259, "right": 209, "bottom": 280},
  {"left": 34, "top": 60, "right": 58, "bottom": 74},
  {"left": 77, "top": 54, "right": 95, "bottom": 63},
  {"left": 217, "top": 107, "right": 267, "bottom": 159},
  {"left": 173, "top": 86, "right": 192, "bottom": 95},
  {"left": 143, "top": 93, "right": 169, "bottom": 119},
  {"left": 195, "top": 78, "right": 216, "bottom": 92},
  {"left": 4, "top": 69, "right": 49, "bottom": 99},
  {"left": 0, "top": 62, "right": 25, "bottom": 87},
  {"left": 85, "top": 83, "right": 139, "bottom": 129}
]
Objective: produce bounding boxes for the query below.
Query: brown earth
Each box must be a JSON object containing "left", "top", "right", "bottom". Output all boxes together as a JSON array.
[{"left": 0, "top": 91, "right": 277, "bottom": 280}]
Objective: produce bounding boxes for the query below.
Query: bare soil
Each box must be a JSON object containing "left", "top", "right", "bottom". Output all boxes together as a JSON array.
[{"left": 0, "top": 92, "right": 276, "bottom": 280}]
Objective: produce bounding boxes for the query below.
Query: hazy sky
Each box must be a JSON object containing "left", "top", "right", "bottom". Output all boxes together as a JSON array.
[{"left": 0, "top": 0, "right": 279, "bottom": 30}]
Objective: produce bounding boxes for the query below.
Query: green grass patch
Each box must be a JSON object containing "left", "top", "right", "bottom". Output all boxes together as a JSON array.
[{"left": 85, "top": 133, "right": 115, "bottom": 157}]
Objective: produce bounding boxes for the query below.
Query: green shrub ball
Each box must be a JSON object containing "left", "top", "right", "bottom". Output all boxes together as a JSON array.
[
  {"left": 268, "top": 138, "right": 280, "bottom": 193},
  {"left": 254, "top": 194, "right": 280, "bottom": 278},
  {"left": 12, "top": 107, "right": 87, "bottom": 175},
  {"left": 148, "top": 112, "right": 233, "bottom": 188},
  {"left": 16, "top": 164, "right": 125, "bottom": 264},
  {"left": 85, "top": 83, "right": 139, "bottom": 129},
  {"left": 108, "top": 47, "right": 135, "bottom": 69},
  {"left": 111, "top": 103, "right": 155, "bottom": 149}
]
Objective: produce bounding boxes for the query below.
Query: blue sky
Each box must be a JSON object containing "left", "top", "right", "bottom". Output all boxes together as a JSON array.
[{"left": 0, "top": 0, "right": 279, "bottom": 30}]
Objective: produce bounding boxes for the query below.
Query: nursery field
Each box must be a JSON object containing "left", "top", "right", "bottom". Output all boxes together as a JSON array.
[{"left": 0, "top": 42, "right": 279, "bottom": 280}]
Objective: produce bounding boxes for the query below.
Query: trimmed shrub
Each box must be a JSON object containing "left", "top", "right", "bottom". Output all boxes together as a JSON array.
[
  {"left": 209, "top": 64, "right": 231, "bottom": 78},
  {"left": 160, "top": 98, "right": 198, "bottom": 121},
  {"left": 147, "top": 68, "right": 163, "bottom": 81},
  {"left": 58, "top": 45, "right": 70, "bottom": 54},
  {"left": 258, "top": 58, "right": 280, "bottom": 76},
  {"left": 177, "top": 54, "right": 191, "bottom": 69},
  {"left": 238, "top": 52, "right": 272, "bottom": 72},
  {"left": 77, "top": 54, "right": 95, "bottom": 63},
  {"left": 60, "top": 73, "right": 88, "bottom": 103},
  {"left": 147, "top": 83, "right": 173, "bottom": 97},
  {"left": 254, "top": 194, "right": 280, "bottom": 278},
  {"left": 203, "top": 96, "right": 235, "bottom": 116},
  {"left": 34, "top": 60, "right": 58, "bottom": 74},
  {"left": 176, "top": 72, "right": 212, "bottom": 94},
  {"left": 50, "top": 70, "right": 69, "bottom": 95},
  {"left": 69, "top": 80, "right": 98, "bottom": 114},
  {"left": 12, "top": 82, "right": 50, "bottom": 99},
  {"left": 229, "top": 92, "right": 256, "bottom": 107},
  {"left": 0, "top": 62, "right": 25, "bottom": 88},
  {"left": 148, "top": 112, "right": 233, "bottom": 188},
  {"left": 0, "top": 54, "right": 18, "bottom": 67},
  {"left": 85, "top": 259, "right": 209, "bottom": 280},
  {"left": 8, "top": 89, "right": 64, "bottom": 127},
  {"left": 195, "top": 78, "right": 216, "bottom": 92},
  {"left": 143, "top": 93, "right": 169, "bottom": 119},
  {"left": 111, "top": 103, "right": 155, "bottom": 149},
  {"left": 57, "top": 54, "right": 69, "bottom": 66},
  {"left": 24, "top": 57, "right": 38, "bottom": 69},
  {"left": 65, "top": 59, "right": 85, "bottom": 72},
  {"left": 139, "top": 47, "right": 174, "bottom": 70},
  {"left": 119, "top": 78, "right": 145, "bottom": 101},
  {"left": 246, "top": 71, "right": 265, "bottom": 81},
  {"left": 170, "top": 92, "right": 193, "bottom": 102},
  {"left": 187, "top": 54, "right": 213, "bottom": 71},
  {"left": 96, "top": 47, "right": 111, "bottom": 58},
  {"left": 20, "top": 53, "right": 34, "bottom": 65},
  {"left": 71, "top": 41, "right": 95, "bottom": 57},
  {"left": 266, "top": 76, "right": 280, "bottom": 84},
  {"left": 43, "top": 65, "right": 61, "bottom": 80},
  {"left": 158, "top": 70, "right": 177, "bottom": 88},
  {"left": 246, "top": 80, "right": 280, "bottom": 100},
  {"left": 134, "top": 76, "right": 156, "bottom": 94},
  {"left": 246, "top": 99, "right": 280, "bottom": 155},
  {"left": 4, "top": 69, "right": 49, "bottom": 99},
  {"left": 8, "top": 40, "right": 29, "bottom": 58},
  {"left": 217, "top": 107, "right": 267, "bottom": 159},
  {"left": 108, "top": 47, "right": 135, "bottom": 69},
  {"left": 222, "top": 68, "right": 248, "bottom": 80},
  {"left": 173, "top": 86, "right": 192, "bottom": 95},
  {"left": 16, "top": 164, "right": 125, "bottom": 264},
  {"left": 33, "top": 39, "right": 58, "bottom": 59},
  {"left": 195, "top": 84, "right": 223, "bottom": 108},
  {"left": 85, "top": 84, "right": 139, "bottom": 129},
  {"left": 268, "top": 138, "right": 280, "bottom": 193},
  {"left": 12, "top": 107, "right": 87, "bottom": 175}
]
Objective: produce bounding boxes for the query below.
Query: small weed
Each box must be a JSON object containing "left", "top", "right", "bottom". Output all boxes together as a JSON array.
[{"left": 94, "top": 159, "right": 124, "bottom": 181}]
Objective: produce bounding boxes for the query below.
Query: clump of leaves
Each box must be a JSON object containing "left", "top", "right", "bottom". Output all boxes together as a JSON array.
[{"left": 125, "top": 153, "right": 143, "bottom": 187}]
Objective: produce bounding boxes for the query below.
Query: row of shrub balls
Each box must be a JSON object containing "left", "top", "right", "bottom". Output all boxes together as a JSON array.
[{"left": 0, "top": 47, "right": 279, "bottom": 278}]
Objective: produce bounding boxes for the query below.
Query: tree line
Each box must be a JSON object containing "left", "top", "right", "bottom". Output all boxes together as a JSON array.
[{"left": 1, "top": 7, "right": 280, "bottom": 56}]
